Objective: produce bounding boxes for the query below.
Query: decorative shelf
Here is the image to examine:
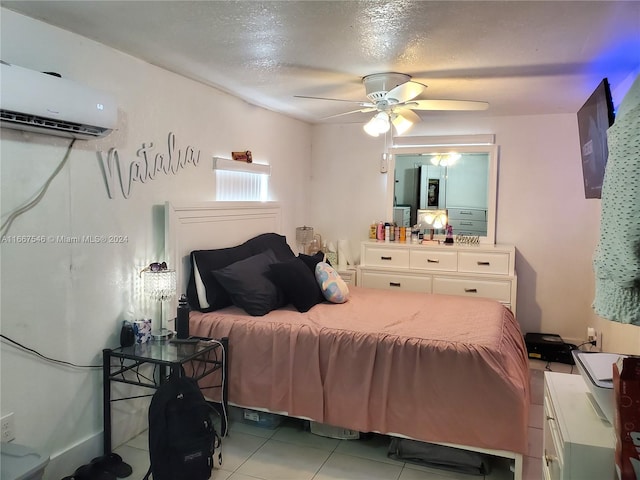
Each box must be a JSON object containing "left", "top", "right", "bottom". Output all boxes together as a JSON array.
[
  {"left": 213, "top": 157, "right": 271, "bottom": 175},
  {"left": 392, "top": 134, "right": 495, "bottom": 147}
]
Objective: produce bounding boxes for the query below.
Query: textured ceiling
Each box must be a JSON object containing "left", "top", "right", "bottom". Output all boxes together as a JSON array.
[{"left": 3, "top": 1, "right": 639, "bottom": 124}]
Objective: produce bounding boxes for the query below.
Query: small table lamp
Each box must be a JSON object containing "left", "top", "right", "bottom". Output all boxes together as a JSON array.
[
  {"left": 417, "top": 209, "right": 448, "bottom": 241},
  {"left": 296, "top": 226, "right": 314, "bottom": 254},
  {"left": 143, "top": 262, "right": 177, "bottom": 340}
]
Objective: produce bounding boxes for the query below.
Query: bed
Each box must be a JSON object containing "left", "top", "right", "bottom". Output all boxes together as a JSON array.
[{"left": 165, "top": 201, "right": 530, "bottom": 479}]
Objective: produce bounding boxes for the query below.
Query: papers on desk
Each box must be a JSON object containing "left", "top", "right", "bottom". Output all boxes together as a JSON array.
[{"left": 574, "top": 351, "right": 626, "bottom": 388}]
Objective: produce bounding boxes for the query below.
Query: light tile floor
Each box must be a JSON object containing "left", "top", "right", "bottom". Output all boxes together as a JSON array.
[{"left": 115, "top": 360, "right": 577, "bottom": 480}]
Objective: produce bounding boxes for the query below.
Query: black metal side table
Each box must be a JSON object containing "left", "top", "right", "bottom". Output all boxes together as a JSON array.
[{"left": 102, "top": 337, "right": 228, "bottom": 455}]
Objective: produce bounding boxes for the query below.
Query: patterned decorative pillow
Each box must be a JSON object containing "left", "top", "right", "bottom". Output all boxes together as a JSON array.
[{"left": 314, "top": 262, "right": 349, "bottom": 304}]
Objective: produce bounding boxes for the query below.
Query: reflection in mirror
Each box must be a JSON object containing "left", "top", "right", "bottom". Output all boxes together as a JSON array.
[{"left": 389, "top": 145, "right": 498, "bottom": 244}]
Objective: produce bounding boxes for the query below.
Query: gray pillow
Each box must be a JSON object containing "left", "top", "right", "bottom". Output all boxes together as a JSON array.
[{"left": 211, "top": 249, "right": 285, "bottom": 316}]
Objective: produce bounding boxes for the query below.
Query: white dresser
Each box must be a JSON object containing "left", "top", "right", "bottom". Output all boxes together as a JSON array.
[
  {"left": 543, "top": 372, "right": 615, "bottom": 480},
  {"left": 357, "top": 240, "right": 518, "bottom": 313},
  {"left": 336, "top": 267, "right": 357, "bottom": 286}
]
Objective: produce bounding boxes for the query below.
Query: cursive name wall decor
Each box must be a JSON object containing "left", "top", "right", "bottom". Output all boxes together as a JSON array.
[{"left": 98, "top": 132, "right": 201, "bottom": 199}]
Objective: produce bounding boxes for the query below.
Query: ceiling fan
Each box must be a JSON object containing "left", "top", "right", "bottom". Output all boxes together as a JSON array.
[{"left": 295, "top": 72, "right": 489, "bottom": 136}]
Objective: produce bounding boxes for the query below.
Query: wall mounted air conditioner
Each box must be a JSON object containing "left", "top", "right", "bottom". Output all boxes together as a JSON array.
[{"left": 0, "top": 61, "right": 117, "bottom": 140}]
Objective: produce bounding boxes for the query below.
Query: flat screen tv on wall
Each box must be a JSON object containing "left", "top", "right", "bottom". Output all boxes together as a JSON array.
[{"left": 577, "top": 78, "right": 616, "bottom": 199}]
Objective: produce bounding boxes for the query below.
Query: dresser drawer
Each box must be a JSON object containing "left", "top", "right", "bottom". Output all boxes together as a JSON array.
[
  {"left": 458, "top": 251, "right": 510, "bottom": 275},
  {"left": 410, "top": 249, "right": 458, "bottom": 272},
  {"left": 447, "top": 208, "right": 487, "bottom": 221},
  {"left": 360, "top": 270, "right": 432, "bottom": 293},
  {"left": 448, "top": 218, "right": 487, "bottom": 234},
  {"left": 432, "top": 277, "right": 512, "bottom": 303},
  {"left": 363, "top": 246, "right": 410, "bottom": 268}
]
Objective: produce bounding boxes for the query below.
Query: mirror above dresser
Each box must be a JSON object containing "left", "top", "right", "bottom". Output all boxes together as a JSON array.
[{"left": 387, "top": 143, "right": 498, "bottom": 244}]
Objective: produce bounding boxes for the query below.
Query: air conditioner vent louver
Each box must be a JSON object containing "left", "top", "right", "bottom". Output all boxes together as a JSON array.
[
  {"left": 1, "top": 109, "right": 110, "bottom": 138},
  {"left": 0, "top": 62, "right": 116, "bottom": 140}
]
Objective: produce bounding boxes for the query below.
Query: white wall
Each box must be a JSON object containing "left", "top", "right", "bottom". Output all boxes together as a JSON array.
[
  {"left": 0, "top": 9, "right": 312, "bottom": 479},
  {"left": 310, "top": 114, "right": 606, "bottom": 345}
]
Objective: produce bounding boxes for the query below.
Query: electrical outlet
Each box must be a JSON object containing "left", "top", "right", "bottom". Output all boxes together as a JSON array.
[{"left": 1, "top": 412, "right": 15, "bottom": 442}]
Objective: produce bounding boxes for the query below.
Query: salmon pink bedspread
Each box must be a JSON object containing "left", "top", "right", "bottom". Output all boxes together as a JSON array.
[{"left": 190, "top": 286, "right": 530, "bottom": 454}]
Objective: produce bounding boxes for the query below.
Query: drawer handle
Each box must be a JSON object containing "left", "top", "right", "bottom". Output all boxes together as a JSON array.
[
  {"left": 477, "top": 261, "right": 491, "bottom": 266},
  {"left": 427, "top": 259, "right": 440, "bottom": 263},
  {"left": 380, "top": 256, "right": 392, "bottom": 261},
  {"left": 464, "top": 288, "right": 478, "bottom": 293},
  {"left": 459, "top": 211, "right": 473, "bottom": 215},
  {"left": 460, "top": 222, "right": 473, "bottom": 226},
  {"left": 389, "top": 282, "right": 401, "bottom": 287}
]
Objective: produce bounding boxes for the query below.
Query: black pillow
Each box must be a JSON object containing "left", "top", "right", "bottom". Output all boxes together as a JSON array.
[
  {"left": 269, "top": 258, "right": 325, "bottom": 313},
  {"left": 298, "top": 251, "right": 328, "bottom": 273},
  {"left": 211, "top": 250, "right": 285, "bottom": 316},
  {"left": 245, "top": 233, "right": 296, "bottom": 262},
  {"left": 187, "top": 233, "right": 295, "bottom": 312},
  {"left": 187, "top": 243, "right": 252, "bottom": 312}
]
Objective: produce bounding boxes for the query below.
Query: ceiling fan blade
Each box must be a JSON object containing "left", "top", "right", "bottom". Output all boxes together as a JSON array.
[
  {"left": 385, "top": 81, "right": 426, "bottom": 104},
  {"left": 323, "top": 107, "right": 377, "bottom": 119},
  {"left": 294, "top": 95, "right": 373, "bottom": 107},
  {"left": 406, "top": 99, "right": 489, "bottom": 111}
]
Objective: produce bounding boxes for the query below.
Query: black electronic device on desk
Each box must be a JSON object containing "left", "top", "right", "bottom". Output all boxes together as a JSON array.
[{"left": 525, "top": 333, "right": 576, "bottom": 365}]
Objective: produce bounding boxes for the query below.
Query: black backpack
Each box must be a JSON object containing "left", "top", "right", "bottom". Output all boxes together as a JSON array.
[{"left": 143, "top": 370, "right": 221, "bottom": 480}]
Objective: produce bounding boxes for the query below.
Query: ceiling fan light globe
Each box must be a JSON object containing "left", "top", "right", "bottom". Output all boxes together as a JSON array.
[
  {"left": 364, "top": 111, "right": 390, "bottom": 135},
  {"left": 448, "top": 152, "right": 461, "bottom": 164},
  {"left": 363, "top": 120, "right": 380, "bottom": 137},
  {"left": 391, "top": 114, "right": 414, "bottom": 135},
  {"left": 377, "top": 120, "right": 391, "bottom": 134}
]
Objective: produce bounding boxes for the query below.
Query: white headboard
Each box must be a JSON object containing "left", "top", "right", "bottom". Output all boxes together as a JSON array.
[{"left": 165, "top": 201, "right": 282, "bottom": 297}]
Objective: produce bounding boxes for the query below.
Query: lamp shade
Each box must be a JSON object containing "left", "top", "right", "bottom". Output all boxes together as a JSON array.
[
  {"left": 143, "top": 270, "right": 177, "bottom": 301},
  {"left": 296, "top": 226, "right": 314, "bottom": 245},
  {"left": 417, "top": 209, "right": 448, "bottom": 229},
  {"left": 363, "top": 112, "right": 391, "bottom": 137},
  {"left": 391, "top": 113, "right": 414, "bottom": 135}
]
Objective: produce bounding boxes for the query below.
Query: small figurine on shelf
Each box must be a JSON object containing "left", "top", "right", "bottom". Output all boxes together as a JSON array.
[{"left": 444, "top": 224, "right": 454, "bottom": 244}]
